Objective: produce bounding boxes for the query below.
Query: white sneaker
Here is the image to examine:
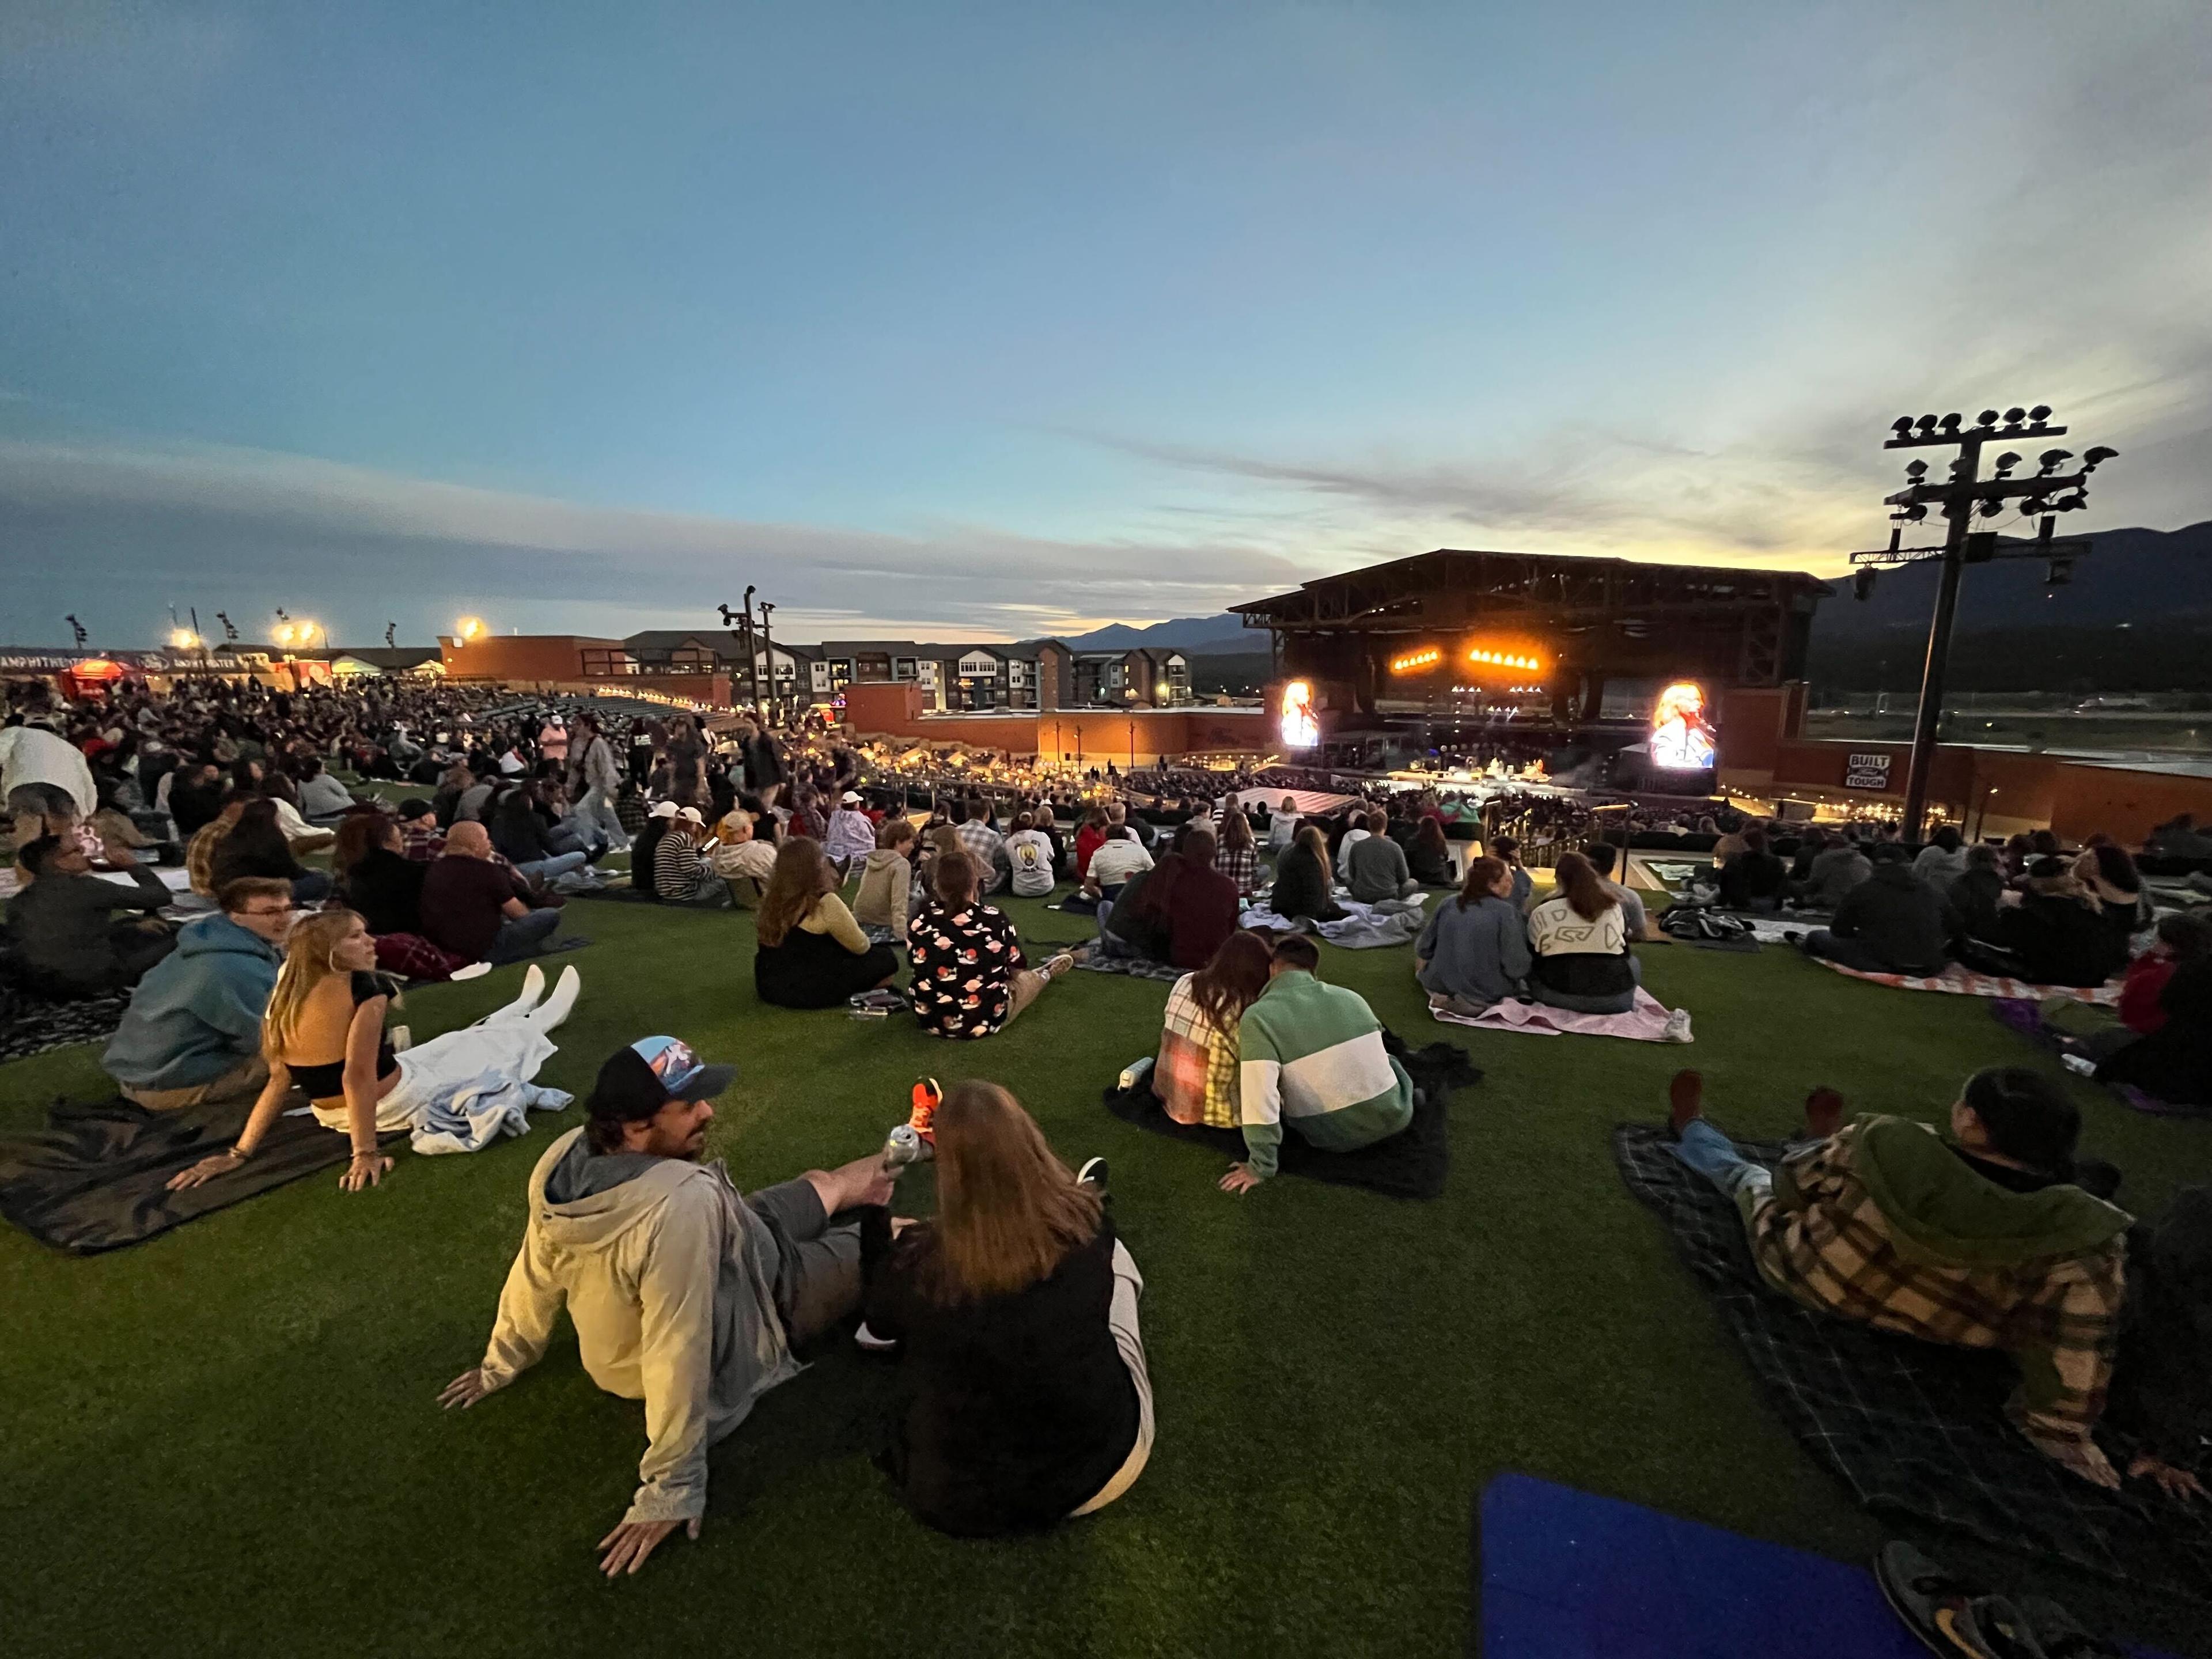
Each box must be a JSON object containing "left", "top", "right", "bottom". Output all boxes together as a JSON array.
[
  {"left": 513, "top": 963, "right": 548, "bottom": 1013},
  {"left": 2062, "top": 1052, "right": 2096, "bottom": 1077},
  {"left": 854, "top": 1321, "right": 899, "bottom": 1353},
  {"left": 1662, "top": 1008, "right": 1694, "bottom": 1044}
]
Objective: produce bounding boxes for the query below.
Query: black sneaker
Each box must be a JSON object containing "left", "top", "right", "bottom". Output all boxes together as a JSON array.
[{"left": 1077, "top": 1157, "right": 1108, "bottom": 1192}]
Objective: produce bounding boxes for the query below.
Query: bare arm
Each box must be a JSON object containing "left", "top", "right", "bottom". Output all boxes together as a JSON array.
[
  {"left": 166, "top": 1059, "right": 293, "bottom": 1190},
  {"left": 339, "top": 996, "right": 395, "bottom": 1192}
]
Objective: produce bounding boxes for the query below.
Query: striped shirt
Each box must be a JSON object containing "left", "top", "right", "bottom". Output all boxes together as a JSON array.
[{"left": 1236, "top": 970, "right": 1414, "bottom": 1180}]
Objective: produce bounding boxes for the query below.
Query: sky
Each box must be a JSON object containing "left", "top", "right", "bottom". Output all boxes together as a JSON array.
[{"left": 4, "top": 1, "right": 2210, "bottom": 649}]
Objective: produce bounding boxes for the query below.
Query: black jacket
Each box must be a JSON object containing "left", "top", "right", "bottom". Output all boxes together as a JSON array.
[
  {"left": 1830, "top": 864, "right": 1953, "bottom": 975},
  {"left": 865, "top": 1217, "right": 1141, "bottom": 1536},
  {"left": 340, "top": 847, "right": 427, "bottom": 937},
  {"left": 1718, "top": 849, "right": 1788, "bottom": 909},
  {"left": 1269, "top": 843, "right": 1344, "bottom": 922},
  {"left": 1997, "top": 892, "right": 2126, "bottom": 988},
  {"left": 2099, "top": 960, "right": 2212, "bottom": 1106}
]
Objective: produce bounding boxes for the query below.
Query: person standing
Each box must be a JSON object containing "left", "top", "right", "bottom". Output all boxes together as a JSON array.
[{"left": 569, "top": 715, "right": 630, "bottom": 853}]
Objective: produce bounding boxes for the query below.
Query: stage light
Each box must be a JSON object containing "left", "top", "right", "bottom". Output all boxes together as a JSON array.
[
  {"left": 455, "top": 616, "right": 486, "bottom": 645},
  {"left": 1391, "top": 646, "right": 1442, "bottom": 674},
  {"left": 169, "top": 628, "right": 200, "bottom": 650}
]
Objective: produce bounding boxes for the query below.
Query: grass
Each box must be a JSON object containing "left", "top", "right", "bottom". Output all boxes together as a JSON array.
[{"left": 6, "top": 888, "right": 2210, "bottom": 1658}]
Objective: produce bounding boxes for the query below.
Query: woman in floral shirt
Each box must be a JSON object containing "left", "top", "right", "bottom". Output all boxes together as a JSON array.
[{"left": 908, "top": 849, "right": 1073, "bottom": 1039}]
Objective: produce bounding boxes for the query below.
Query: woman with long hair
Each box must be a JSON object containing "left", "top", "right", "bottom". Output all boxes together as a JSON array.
[
  {"left": 2076, "top": 842, "right": 2147, "bottom": 954},
  {"left": 861, "top": 1080, "right": 1151, "bottom": 1535},
  {"left": 1524, "top": 850, "right": 1637, "bottom": 1014},
  {"left": 1407, "top": 816, "right": 1453, "bottom": 887},
  {"left": 1216, "top": 804, "right": 1263, "bottom": 898},
  {"left": 1992, "top": 856, "right": 2128, "bottom": 988},
  {"left": 908, "top": 849, "right": 1073, "bottom": 1037},
  {"left": 1415, "top": 854, "right": 1533, "bottom": 1014},
  {"left": 1267, "top": 823, "right": 1345, "bottom": 923},
  {"left": 753, "top": 835, "right": 899, "bottom": 1008},
  {"left": 210, "top": 796, "right": 329, "bottom": 902},
  {"left": 1156, "top": 929, "right": 1273, "bottom": 1127},
  {"left": 167, "top": 908, "right": 580, "bottom": 1194}
]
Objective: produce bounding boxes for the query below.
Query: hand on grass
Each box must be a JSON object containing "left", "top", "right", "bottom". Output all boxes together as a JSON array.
[
  {"left": 339, "top": 1152, "right": 393, "bottom": 1193},
  {"left": 167, "top": 1150, "right": 244, "bottom": 1191},
  {"left": 597, "top": 1517, "right": 698, "bottom": 1577},
  {"left": 438, "top": 1368, "right": 495, "bottom": 1410},
  {"left": 2129, "top": 1455, "right": 2207, "bottom": 1502},
  {"left": 1218, "top": 1163, "right": 1263, "bottom": 1195}
]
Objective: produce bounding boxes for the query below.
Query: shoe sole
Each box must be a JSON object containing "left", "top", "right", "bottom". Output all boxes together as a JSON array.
[{"left": 1876, "top": 1562, "right": 1988, "bottom": 1659}]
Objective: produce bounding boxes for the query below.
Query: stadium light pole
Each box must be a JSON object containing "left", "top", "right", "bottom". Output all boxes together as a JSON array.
[{"left": 1848, "top": 407, "right": 2116, "bottom": 839}]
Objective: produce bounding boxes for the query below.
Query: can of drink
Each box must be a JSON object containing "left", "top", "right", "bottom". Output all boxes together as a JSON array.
[
  {"left": 882, "top": 1123, "right": 927, "bottom": 1172},
  {"left": 1117, "top": 1055, "right": 1154, "bottom": 1092},
  {"left": 908, "top": 1077, "right": 941, "bottom": 1141}
]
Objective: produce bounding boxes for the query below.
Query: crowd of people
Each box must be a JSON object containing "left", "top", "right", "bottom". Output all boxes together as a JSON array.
[{"left": 5, "top": 668, "right": 2211, "bottom": 1582}]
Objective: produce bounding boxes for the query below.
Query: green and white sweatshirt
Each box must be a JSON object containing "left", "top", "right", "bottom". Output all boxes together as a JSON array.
[{"left": 1236, "top": 970, "right": 1415, "bottom": 1179}]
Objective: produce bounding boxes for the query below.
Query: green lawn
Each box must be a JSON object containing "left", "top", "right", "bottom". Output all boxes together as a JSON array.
[{"left": 6, "top": 892, "right": 2209, "bottom": 1658}]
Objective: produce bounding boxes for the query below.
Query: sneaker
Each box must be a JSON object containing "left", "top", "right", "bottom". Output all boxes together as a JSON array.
[
  {"left": 1077, "top": 1156, "right": 1108, "bottom": 1192},
  {"left": 1662, "top": 1008, "right": 1693, "bottom": 1044},
  {"left": 853, "top": 1321, "right": 898, "bottom": 1353}
]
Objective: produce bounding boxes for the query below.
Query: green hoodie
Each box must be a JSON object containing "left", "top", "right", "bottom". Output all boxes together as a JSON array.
[{"left": 1840, "top": 1116, "right": 2130, "bottom": 1267}]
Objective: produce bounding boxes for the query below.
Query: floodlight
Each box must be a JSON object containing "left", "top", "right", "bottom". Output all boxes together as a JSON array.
[
  {"left": 2082, "top": 445, "right": 2118, "bottom": 466},
  {"left": 1891, "top": 416, "right": 1915, "bottom": 435},
  {"left": 2028, "top": 404, "right": 2052, "bottom": 422},
  {"left": 1938, "top": 412, "right": 1961, "bottom": 431},
  {"left": 1976, "top": 409, "right": 2000, "bottom": 426},
  {"left": 2003, "top": 407, "right": 2026, "bottom": 424},
  {"left": 2037, "top": 449, "right": 2072, "bottom": 473},
  {"left": 1904, "top": 459, "right": 1928, "bottom": 477},
  {"left": 1979, "top": 499, "right": 2005, "bottom": 517},
  {"left": 1903, "top": 504, "right": 1928, "bottom": 520},
  {"left": 1992, "top": 451, "right": 2021, "bottom": 473},
  {"left": 1916, "top": 414, "right": 1938, "bottom": 431}
]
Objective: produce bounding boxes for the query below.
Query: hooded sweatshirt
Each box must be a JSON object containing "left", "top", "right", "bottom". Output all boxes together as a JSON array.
[
  {"left": 851, "top": 847, "right": 912, "bottom": 936},
  {"left": 475, "top": 1128, "right": 801, "bottom": 1525},
  {"left": 1747, "top": 1116, "right": 2131, "bottom": 1457},
  {"left": 101, "top": 912, "right": 279, "bottom": 1089}
]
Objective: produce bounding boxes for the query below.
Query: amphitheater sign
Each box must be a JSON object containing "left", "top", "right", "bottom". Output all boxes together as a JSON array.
[{"left": 1843, "top": 752, "right": 1893, "bottom": 791}]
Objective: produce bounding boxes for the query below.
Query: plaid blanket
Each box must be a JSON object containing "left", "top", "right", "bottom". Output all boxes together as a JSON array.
[
  {"left": 1073, "top": 954, "right": 1185, "bottom": 984},
  {"left": 0, "top": 987, "right": 131, "bottom": 1063},
  {"left": 1614, "top": 1124, "right": 2212, "bottom": 1598},
  {"left": 1813, "top": 959, "right": 2123, "bottom": 1005}
]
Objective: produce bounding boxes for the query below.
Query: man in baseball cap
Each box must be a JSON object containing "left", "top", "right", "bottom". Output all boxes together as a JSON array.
[
  {"left": 823, "top": 787, "right": 879, "bottom": 877},
  {"left": 438, "top": 1035, "right": 893, "bottom": 1576}
]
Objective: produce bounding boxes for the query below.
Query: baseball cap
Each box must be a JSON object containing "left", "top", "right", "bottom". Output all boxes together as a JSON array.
[
  {"left": 588, "top": 1036, "right": 737, "bottom": 1122},
  {"left": 648, "top": 800, "right": 680, "bottom": 819},
  {"left": 677, "top": 806, "right": 706, "bottom": 825},
  {"left": 841, "top": 790, "right": 863, "bottom": 804}
]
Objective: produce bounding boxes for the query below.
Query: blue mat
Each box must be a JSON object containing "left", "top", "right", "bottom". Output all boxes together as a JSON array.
[{"left": 1477, "top": 1475, "right": 1929, "bottom": 1658}]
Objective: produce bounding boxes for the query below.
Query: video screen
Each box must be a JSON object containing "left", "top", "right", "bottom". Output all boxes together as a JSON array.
[
  {"left": 1278, "top": 679, "right": 1320, "bottom": 749},
  {"left": 1650, "top": 681, "right": 1717, "bottom": 769}
]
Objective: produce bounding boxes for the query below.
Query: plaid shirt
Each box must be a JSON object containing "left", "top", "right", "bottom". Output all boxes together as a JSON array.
[
  {"left": 955, "top": 820, "right": 1005, "bottom": 892},
  {"left": 1218, "top": 843, "right": 1262, "bottom": 898},
  {"left": 1746, "top": 1121, "right": 2128, "bottom": 1457},
  {"left": 1159, "top": 972, "right": 1240, "bottom": 1129},
  {"left": 400, "top": 821, "right": 446, "bottom": 862}
]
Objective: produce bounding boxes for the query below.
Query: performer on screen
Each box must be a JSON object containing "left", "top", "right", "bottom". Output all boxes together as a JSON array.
[{"left": 1650, "top": 681, "right": 1717, "bottom": 770}]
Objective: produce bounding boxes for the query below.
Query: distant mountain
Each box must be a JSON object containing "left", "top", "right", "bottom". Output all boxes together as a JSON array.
[
  {"left": 1812, "top": 520, "right": 2212, "bottom": 638},
  {"left": 1058, "top": 612, "right": 1256, "bottom": 653}
]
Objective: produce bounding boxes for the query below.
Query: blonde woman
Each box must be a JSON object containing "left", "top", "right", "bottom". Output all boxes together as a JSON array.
[{"left": 168, "top": 908, "right": 581, "bottom": 1192}]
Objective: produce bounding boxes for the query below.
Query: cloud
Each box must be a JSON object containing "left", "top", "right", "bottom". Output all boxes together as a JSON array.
[{"left": 0, "top": 435, "right": 1307, "bottom": 645}]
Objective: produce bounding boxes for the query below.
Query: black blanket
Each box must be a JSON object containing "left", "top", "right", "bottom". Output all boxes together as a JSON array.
[
  {"left": 0, "top": 987, "right": 131, "bottom": 1063},
  {"left": 0, "top": 1096, "right": 385, "bottom": 1255},
  {"left": 1614, "top": 1123, "right": 2212, "bottom": 1599},
  {"left": 1101, "top": 1035, "right": 1476, "bottom": 1200}
]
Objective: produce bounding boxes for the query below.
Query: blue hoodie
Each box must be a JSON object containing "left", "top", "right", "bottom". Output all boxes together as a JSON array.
[{"left": 102, "top": 913, "right": 281, "bottom": 1090}]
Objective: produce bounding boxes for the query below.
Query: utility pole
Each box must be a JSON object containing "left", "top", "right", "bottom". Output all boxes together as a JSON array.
[
  {"left": 757, "top": 601, "right": 777, "bottom": 724},
  {"left": 1849, "top": 406, "right": 2116, "bottom": 839}
]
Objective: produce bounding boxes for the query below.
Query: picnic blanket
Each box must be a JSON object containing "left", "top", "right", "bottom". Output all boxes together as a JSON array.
[
  {"left": 1433, "top": 987, "right": 1689, "bottom": 1043},
  {"left": 0, "top": 1096, "right": 400, "bottom": 1255},
  {"left": 1814, "top": 958, "right": 2123, "bottom": 1005},
  {"left": 1614, "top": 1123, "right": 2212, "bottom": 1597},
  {"left": 1073, "top": 953, "right": 1185, "bottom": 984},
  {"left": 1239, "top": 896, "right": 1427, "bottom": 949},
  {"left": 1100, "top": 1033, "right": 1478, "bottom": 1200},
  {"left": 0, "top": 987, "right": 131, "bottom": 1063},
  {"left": 1985, "top": 1001, "right": 2212, "bottom": 1122}
]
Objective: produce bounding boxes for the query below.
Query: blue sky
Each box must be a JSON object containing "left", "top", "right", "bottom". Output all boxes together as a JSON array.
[{"left": 4, "top": 1, "right": 2209, "bottom": 647}]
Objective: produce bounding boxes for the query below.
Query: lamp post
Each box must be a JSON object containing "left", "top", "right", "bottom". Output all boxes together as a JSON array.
[{"left": 1848, "top": 407, "right": 2116, "bottom": 839}]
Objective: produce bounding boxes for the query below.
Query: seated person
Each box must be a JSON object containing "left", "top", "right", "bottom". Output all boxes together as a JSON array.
[
  {"left": 1267, "top": 795, "right": 1301, "bottom": 852},
  {"left": 1715, "top": 826, "right": 1789, "bottom": 912},
  {"left": 1083, "top": 824, "right": 1153, "bottom": 900},
  {"left": 2094, "top": 955, "right": 2212, "bottom": 1108},
  {"left": 1216, "top": 808, "right": 1265, "bottom": 899},
  {"left": 491, "top": 782, "right": 591, "bottom": 888},
  {"left": 654, "top": 809, "right": 732, "bottom": 908},
  {"left": 631, "top": 801, "right": 677, "bottom": 896},
  {"left": 168, "top": 909, "right": 581, "bottom": 1194},
  {"left": 1583, "top": 843, "right": 1649, "bottom": 941},
  {"left": 1219, "top": 934, "right": 1415, "bottom": 1194},
  {"left": 2119, "top": 912, "right": 2211, "bottom": 1036},
  {"left": 955, "top": 800, "right": 1007, "bottom": 895},
  {"left": 1406, "top": 817, "right": 1454, "bottom": 888},
  {"left": 395, "top": 798, "right": 445, "bottom": 861},
  {"left": 1911, "top": 824, "right": 1969, "bottom": 893},
  {"left": 1984, "top": 858, "right": 2127, "bottom": 987},
  {"left": 755, "top": 836, "right": 901, "bottom": 1009},
  {"left": 1267, "top": 826, "right": 1346, "bottom": 923},
  {"left": 1526, "top": 851, "right": 1639, "bottom": 1016},
  {"left": 709, "top": 808, "right": 780, "bottom": 907},
  {"left": 1799, "top": 830, "right": 1873, "bottom": 911},
  {"left": 908, "top": 850, "right": 1071, "bottom": 1036},
  {"left": 420, "top": 822, "right": 566, "bottom": 965},
  {"left": 7, "top": 831, "right": 175, "bottom": 995},
  {"left": 334, "top": 813, "right": 426, "bottom": 936},
  {"left": 823, "top": 790, "right": 878, "bottom": 877},
  {"left": 2104, "top": 1187, "right": 2212, "bottom": 1501},
  {"left": 1118, "top": 829, "right": 1239, "bottom": 970},
  {"left": 1666, "top": 1065, "right": 2133, "bottom": 1489},
  {"left": 1489, "top": 836, "right": 1533, "bottom": 911},
  {"left": 434, "top": 1036, "right": 895, "bottom": 1577},
  {"left": 294, "top": 757, "right": 355, "bottom": 822},
  {"left": 1415, "top": 854, "right": 1532, "bottom": 1015},
  {"left": 849, "top": 817, "right": 916, "bottom": 942},
  {"left": 862, "top": 1081, "right": 1149, "bottom": 1535},
  {"left": 1948, "top": 842, "right": 2005, "bottom": 940},
  {"left": 1002, "top": 812, "right": 1058, "bottom": 899},
  {"left": 1071, "top": 808, "right": 1109, "bottom": 882},
  {"left": 2077, "top": 843, "right": 2147, "bottom": 959},
  {"left": 102, "top": 876, "right": 291, "bottom": 1108},
  {"left": 210, "top": 797, "right": 332, "bottom": 903},
  {"left": 1799, "top": 842, "right": 1955, "bottom": 976},
  {"left": 1157, "top": 930, "right": 1273, "bottom": 1128},
  {"left": 1344, "top": 811, "right": 1420, "bottom": 904}
]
